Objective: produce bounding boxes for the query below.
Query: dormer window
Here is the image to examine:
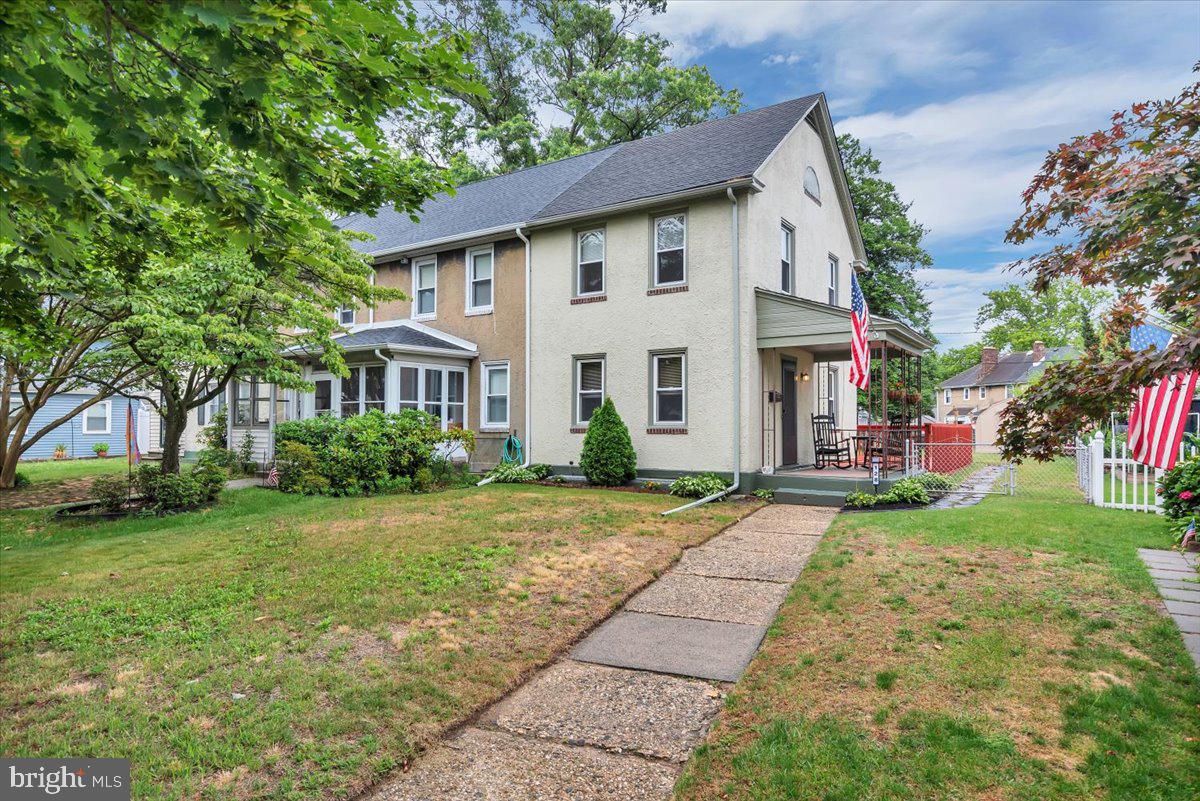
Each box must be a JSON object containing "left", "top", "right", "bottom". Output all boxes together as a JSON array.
[{"left": 804, "top": 166, "right": 821, "bottom": 203}]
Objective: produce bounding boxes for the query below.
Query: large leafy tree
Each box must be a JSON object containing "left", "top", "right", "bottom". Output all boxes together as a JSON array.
[
  {"left": 999, "top": 72, "right": 1200, "bottom": 461},
  {"left": 976, "top": 279, "right": 1110, "bottom": 352},
  {"left": 1, "top": 0, "right": 474, "bottom": 338},
  {"left": 837, "top": 134, "right": 933, "bottom": 336},
  {"left": 401, "top": 0, "right": 740, "bottom": 175}
]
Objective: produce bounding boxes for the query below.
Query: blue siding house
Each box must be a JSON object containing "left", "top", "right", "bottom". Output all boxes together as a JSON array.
[{"left": 15, "top": 393, "right": 141, "bottom": 461}]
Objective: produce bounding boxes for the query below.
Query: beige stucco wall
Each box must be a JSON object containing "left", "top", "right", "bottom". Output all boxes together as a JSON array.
[{"left": 528, "top": 195, "right": 737, "bottom": 473}]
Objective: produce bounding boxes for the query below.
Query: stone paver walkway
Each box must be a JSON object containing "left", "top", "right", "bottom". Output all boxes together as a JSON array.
[
  {"left": 373, "top": 504, "right": 837, "bottom": 800},
  {"left": 1137, "top": 548, "right": 1200, "bottom": 670},
  {"left": 929, "top": 464, "right": 1007, "bottom": 510}
]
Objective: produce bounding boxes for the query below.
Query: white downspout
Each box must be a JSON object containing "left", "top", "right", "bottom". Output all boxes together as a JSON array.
[
  {"left": 664, "top": 186, "right": 741, "bottom": 515},
  {"left": 477, "top": 224, "right": 532, "bottom": 486}
]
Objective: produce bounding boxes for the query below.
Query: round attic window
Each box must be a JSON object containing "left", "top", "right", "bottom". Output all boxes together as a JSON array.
[{"left": 803, "top": 166, "right": 821, "bottom": 202}]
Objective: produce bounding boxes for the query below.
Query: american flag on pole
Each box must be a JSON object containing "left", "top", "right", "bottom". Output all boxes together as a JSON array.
[
  {"left": 265, "top": 464, "right": 280, "bottom": 488},
  {"left": 1182, "top": 517, "right": 1197, "bottom": 550},
  {"left": 1127, "top": 323, "right": 1199, "bottom": 471},
  {"left": 848, "top": 272, "right": 871, "bottom": 390}
]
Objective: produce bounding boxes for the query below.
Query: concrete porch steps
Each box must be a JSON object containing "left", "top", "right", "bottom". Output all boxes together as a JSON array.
[{"left": 773, "top": 487, "right": 846, "bottom": 506}]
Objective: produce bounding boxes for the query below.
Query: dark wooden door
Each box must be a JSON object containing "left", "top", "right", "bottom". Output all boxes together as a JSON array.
[{"left": 781, "top": 360, "right": 798, "bottom": 465}]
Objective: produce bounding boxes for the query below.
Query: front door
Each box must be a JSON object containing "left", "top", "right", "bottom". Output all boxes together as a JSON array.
[{"left": 781, "top": 359, "right": 798, "bottom": 466}]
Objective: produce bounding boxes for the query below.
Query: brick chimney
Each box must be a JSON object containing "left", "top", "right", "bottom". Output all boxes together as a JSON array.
[
  {"left": 979, "top": 346, "right": 999, "bottom": 379},
  {"left": 1031, "top": 340, "right": 1046, "bottom": 362}
]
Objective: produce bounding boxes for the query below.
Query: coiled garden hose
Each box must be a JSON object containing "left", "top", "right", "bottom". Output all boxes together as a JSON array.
[{"left": 501, "top": 433, "right": 523, "bottom": 464}]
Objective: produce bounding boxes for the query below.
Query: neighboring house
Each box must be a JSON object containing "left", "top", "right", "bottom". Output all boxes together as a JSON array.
[
  {"left": 145, "top": 387, "right": 225, "bottom": 460},
  {"left": 227, "top": 93, "right": 932, "bottom": 483},
  {"left": 10, "top": 391, "right": 142, "bottom": 461},
  {"left": 936, "top": 341, "right": 1075, "bottom": 443}
]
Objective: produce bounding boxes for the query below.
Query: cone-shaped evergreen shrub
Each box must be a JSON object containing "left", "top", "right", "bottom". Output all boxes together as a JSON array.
[{"left": 579, "top": 397, "right": 637, "bottom": 486}]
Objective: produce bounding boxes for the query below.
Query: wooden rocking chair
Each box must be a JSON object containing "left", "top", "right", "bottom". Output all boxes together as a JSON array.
[{"left": 811, "top": 414, "right": 852, "bottom": 469}]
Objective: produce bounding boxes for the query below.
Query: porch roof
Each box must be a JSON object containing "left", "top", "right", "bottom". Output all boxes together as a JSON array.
[
  {"left": 755, "top": 288, "right": 933, "bottom": 359},
  {"left": 286, "top": 321, "right": 478, "bottom": 359}
]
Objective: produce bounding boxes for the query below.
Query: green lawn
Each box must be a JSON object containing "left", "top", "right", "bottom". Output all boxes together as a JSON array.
[
  {"left": 677, "top": 465, "right": 1199, "bottom": 800},
  {"left": 17, "top": 456, "right": 132, "bottom": 485},
  {"left": 0, "top": 484, "right": 748, "bottom": 800}
]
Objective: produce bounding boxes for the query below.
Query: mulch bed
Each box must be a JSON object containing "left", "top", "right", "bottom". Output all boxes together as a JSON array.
[
  {"left": 0, "top": 476, "right": 104, "bottom": 512},
  {"left": 839, "top": 502, "right": 930, "bottom": 514}
]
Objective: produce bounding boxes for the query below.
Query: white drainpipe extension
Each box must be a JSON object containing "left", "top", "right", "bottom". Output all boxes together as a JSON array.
[
  {"left": 477, "top": 224, "right": 532, "bottom": 486},
  {"left": 663, "top": 186, "right": 741, "bottom": 515}
]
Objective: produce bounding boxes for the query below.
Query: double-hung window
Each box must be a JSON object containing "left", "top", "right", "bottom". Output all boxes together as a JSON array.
[
  {"left": 234, "top": 381, "right": 252, "bottom": 425},
  {"left": 577, "top": 229, "right": 605, "bottom": 296},
  {"left": 338, "top": 305, "right": 355, "bottom": 326},
  {"left": 828, "top": 255, "right": 839, "bottom": 305},
  {"left": 482, "top": 362, "right": 509, "bottom": 429},
  {"left": 652, "top": 352, "right": 686, "bottom": 426},
  {"left": 962, "top": 387, "right": 970, "bottom": 401},
  {"left": 575, "top": 357, "right": 605, "bottom": 425},
  {"left": 781, "top": 223, "right": 794, "bottom": 294},
  {"left": 253, "top": 380, "right": 271, "bottom": 424},
  {"left": 978, "top": 386, "right": 987, "bottom": 401},
  {"left": 944, "top": 389, "right": 951, "bottom": 405},
  {"left": 653, "top": 214, "right": 685, "bottom": 286},
  {"left": 413, "top": 256, "right": 437, "bottom": 319},
  {"left": 83, "top": 401, "right": 110, "bottom": 435},
  {"left": 466, "top": 246, "right": 493, "bottom": 314},
  {"left": 1005, "top": 384, "right": 1014, "bottom": 399}
]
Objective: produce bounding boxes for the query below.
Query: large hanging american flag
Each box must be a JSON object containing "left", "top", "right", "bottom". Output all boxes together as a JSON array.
[
  {"left": 1127, "top": 323, "right": 1198, "bottom": 471},
  {"left": 848, "top": 272, "right": 871, "bottom": 390}
]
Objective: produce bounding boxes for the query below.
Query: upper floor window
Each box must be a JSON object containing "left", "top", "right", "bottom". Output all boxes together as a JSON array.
[
  {"left": 575, "top": 356, "right": 605, "bottom": 425},
  {"left": 413, "top": 256, "right": 437, "bottom": 319},
  {"left": 781, "top": 223, "right": 794, "bottom": 294},
  {"left": 1005, "top": 384, "right": 1014, "bottom": 399},
  {"left": 653, "top": 214, "right": 686, "bottom": 286},
  {"left": 962, "top": 387, "right": 970, "bottom": 401},
  {"left": 482, "top": 362, "right": 509, "bottom": 429},
  {"left": 338, "top": 305, "right": 355, "bottom": 326},
  {"left": 828, "top": 255, "right": 839, "bottom": 306},
  {"left": 978, "top": 386, "right": 987, "bottom": 400},
  {"left": 804, "top": 166, "right": 821, "bottom": 202},
  {"left": 577, "top": 229, "right": 605, "bottom": 296},
  {"left": 653, "top": 352, "right": 686, "bottom": 426},
  {"left": 466, "top": 246, "right": 493, "bottom": 314},
  {"left": 944, "top": 389, "right": 951, "bottom": 404}
]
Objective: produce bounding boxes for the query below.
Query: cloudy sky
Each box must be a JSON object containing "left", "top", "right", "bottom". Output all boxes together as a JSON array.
[{"left": 639, "top": 0, "right": 1198, "bottom": 349}]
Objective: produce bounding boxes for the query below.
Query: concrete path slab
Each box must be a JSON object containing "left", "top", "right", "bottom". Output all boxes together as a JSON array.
[
  {"left": 1164, "top": 599, "right": 1200, "bottom": 618},
  {"left": 625, "top": 572, "right": 790, "bottom": 626},
  {"left": 706, "top": 528, "right": 823, "bottom": 559},
  {"left": 1184, "top": 633, "right": 1200, "bottom": 668},
  {"left": 1157, "top": 586, "right": 1200, "bottom": 604},
  {"left": 1173, "top": 615, "right": 1200, "bottom": 635},
  {"left": 732, "top": 505, "right": 837, "bottom": 536},
  {"left": 571, "top": 611, "right": 768, "bottom": 682},
  {"left": 483, "top": 661, "right": 722, "bottom": 763},
  {"left": 1153, "top": 577, "right": 1200, "bottom": 591},
  {"left": 1147, "top": 567, "right": 1198, "bottom": 581},
  {"left": 373, "top": 727, "right": 677, "bottom": 801},
  {"left": 676, "top": 544, "right": 809, "bottom": 583}
]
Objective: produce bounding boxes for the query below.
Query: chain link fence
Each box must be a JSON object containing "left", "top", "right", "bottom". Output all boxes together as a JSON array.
[{"left": 906, "top": 441, "right": 1087, "bottom": 505}]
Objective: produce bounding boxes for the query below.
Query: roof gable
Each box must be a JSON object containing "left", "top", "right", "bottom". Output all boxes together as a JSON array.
[{"left": 939, "top": 346, "right": 1076, "bottom": 388}]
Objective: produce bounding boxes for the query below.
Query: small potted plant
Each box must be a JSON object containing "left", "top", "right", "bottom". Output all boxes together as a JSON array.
[
  {"left": 54, "top": 443, "right": 68, "bottom": 460},
  {"left": 92, "top": 442, "right": 110, "bottom": 458}
]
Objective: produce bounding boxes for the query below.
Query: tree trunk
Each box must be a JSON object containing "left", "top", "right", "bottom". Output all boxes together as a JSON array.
[
  {"left": 0, "top": 415, "right": 33, "bottom": 490},
  {"left": 159, "top": 407, "right": 189, "bottom": 475}
]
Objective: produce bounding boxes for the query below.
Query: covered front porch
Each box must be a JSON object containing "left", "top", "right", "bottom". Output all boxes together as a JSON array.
[{"left": 753, "top": 288, "right": 934, "bottom": 501}]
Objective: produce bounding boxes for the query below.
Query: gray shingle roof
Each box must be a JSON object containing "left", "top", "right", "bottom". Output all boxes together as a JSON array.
[
  {"left": 940, "top": 346, "right": 1076, "bottom": 388},
  {"left": 336, "top": 94, "right": 823, "bottom": 256},
  {"left": 288, "top": 322, "right": 472, "bottom": 356}
]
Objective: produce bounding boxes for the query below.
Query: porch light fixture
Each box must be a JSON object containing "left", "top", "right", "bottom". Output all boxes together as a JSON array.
[{"left": 799, "top": 372, "right": 810, "bottom": 382}]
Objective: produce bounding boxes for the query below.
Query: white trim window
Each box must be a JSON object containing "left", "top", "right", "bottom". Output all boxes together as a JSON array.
[
  {"left": 413, "top": 256, "right": 437, "bottom": 320},
  {"left": 313, "top": 377, "right": 333, "bottom": 415},
  {"left": 978, "top": 386, "right": 987, "bottom": 400},
  {"left": 653, "top": 214, "right": 686, "bottom": 286},
  {"left": 1005, "top": 384, "right": 1014, "bottom": 399},
  {"left": 253, "top": 380, "right": 271, "bottom": 424},
  {"left": 804, "top": 166, "right": 821, "bottom": 202},
  {"left": 338, "top": 305, "right": 355, "bottom": 326},
  {"left": 575, "top": 357, "right": 605, "bottom": 425},
  {"left": 410, "top": 363, "right": 466, "bottom": 429},
  {"left": 398, "top": 366, "right": 420, "bottom": 411},
  {"left": 828, "top": 255, "right": 839, "bottom": 306},
  {"left": 962, "top": 387, "right": 970, "bottom": 401},
  {"left": 652, "top": 352, "right": 685, "bottom": 426},
  {"left": 780, "top": 223, "right": 794, "bottom": 294},
  {"left": 82, "top": 401, "right": 111, "bottom": 435},
  {"left": 339, "top": 364, "right": 387, "bottom": 417},
  {"left": 482, "top": 362, "right": 510, "bottom": 430},
  {"left": 234, "top": 380, "right": 252, "bottom": 425},
  {"left": 576, "top": 229, "right": 605, "bottom": 296},
  {"left": 466, "top": 245, "right": 493, "bottom": 314},
  {"left": 944, "top": 389, "right": 951, "bottom": 405}
]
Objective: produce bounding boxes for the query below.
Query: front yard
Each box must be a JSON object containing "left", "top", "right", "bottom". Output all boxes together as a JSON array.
[
  {"left": 0, "top": 484, "right": 748, "bottom": 800},
  {"left": 676, "top": 466, "right": 1200, "bottom": 800},
  {"left": 1, "top": 457, "right": 137, "bottom": 511}
]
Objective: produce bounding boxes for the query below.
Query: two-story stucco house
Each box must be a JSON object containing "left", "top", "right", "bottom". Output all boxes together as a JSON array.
[
  {"left": 225, "top": 94, "right": 931, "bottom": 494},
  {"left": 936, "top": 342, "right": 1075, "bottom": 443}
]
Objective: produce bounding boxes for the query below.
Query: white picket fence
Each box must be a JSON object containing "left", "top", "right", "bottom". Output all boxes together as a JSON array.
[{"left": 1076, "top": 426, "right": 1199, "bottom": 512}]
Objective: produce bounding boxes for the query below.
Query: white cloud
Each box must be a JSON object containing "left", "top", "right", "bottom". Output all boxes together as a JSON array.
[
  {"left": 762, "top": 53, "right": 802, "bottom": 67},
  {"left": 915, "top": 263, "right": 1019, "bottom": 350}
]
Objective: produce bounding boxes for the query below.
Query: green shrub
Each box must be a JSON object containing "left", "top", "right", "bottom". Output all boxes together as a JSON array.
[
  {"left": 669, "top": 472, "right": 728, "bottom": 499},
  {"left": 912, "top": 472, "right": 956, "bottom": 492},
  {"left": 235, "top": 433, "right": 256, "bottom": 474},
  {"left": 199, "top": 406, "right": 228, "bottom": 450},
  {"left": 1159, "top": 454, "right": 1200, "bottom": 541},
  {"left": 91, "top": 442, "right": 110, "bottom": 456},
  {"left": 276, "top": 441, "right": 320, "bottom": 494},
  {"left": 131, "top": 464, "right": 212, "bottom": 512},
  {"left": 91, "top": 475, "right": 129, "bottom": 511},
  {"left": 274, "top": 409, "right": 472, "bottom": 496},
  {"left": 429, "top": 456, "right": 475, "bottom": 488},
  {"left": 132, "top": 463, "right": 161, "bottom": 500},
  {"left": 579, "top": 398, "right": 637, "bottom": 486},
  {"left": 528, "top": 463, "right": 552, "bottom": 480},
  {"left": 754, "top": 488, "right": 775, "bottom": 502},
  {"left": 190, "top": 458, "right": 227, "bottom": 502},
  {"left": 880, "top": 478, "right": 930, "bottom": 505},
  {"left": 844, "top": 490, "right": 877, "bottom": 508},
  {"left": 487, "top": 463, "right": 540, "bottom": 483},
  {"left": 13, "top": 471, "right": 30, "bottom": 489}
]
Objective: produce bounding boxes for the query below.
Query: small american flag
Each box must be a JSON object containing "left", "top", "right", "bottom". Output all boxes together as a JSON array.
[
  {"left": 848, "top": 272, "right": 871, "bottom": 390},
  {"left": 265, "top": 464, "right": 280, "bottom": 488},
  {"left": 1127, "top": 323, "right": 1198, "bottom": 471},
  {"left": 1182, "top": 517, "right": 1196, "bottom": 550}
]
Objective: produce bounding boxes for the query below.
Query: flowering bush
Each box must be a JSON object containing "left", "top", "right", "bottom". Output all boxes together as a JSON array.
[{"left": 1158, "top": 454, "right": 1200, "bottom": 540}]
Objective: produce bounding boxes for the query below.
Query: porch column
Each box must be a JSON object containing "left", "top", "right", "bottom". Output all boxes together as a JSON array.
[
  {"left": 384, "top": 357, "right": 400, "bottom": 414},
  {"left": 266, "top": 383, "right": 277, "bottom": 465}
]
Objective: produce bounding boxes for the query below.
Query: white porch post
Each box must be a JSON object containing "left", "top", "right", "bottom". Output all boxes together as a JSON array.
[
  {"left": 1089, "top": 430, "right": 1104, "bottom": 506},
  {"left": 266, "top": 383, "right": 277, "bottom": 466},
  {"left": 384, "top": 358, "right": 400, "bottom": 414}
]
